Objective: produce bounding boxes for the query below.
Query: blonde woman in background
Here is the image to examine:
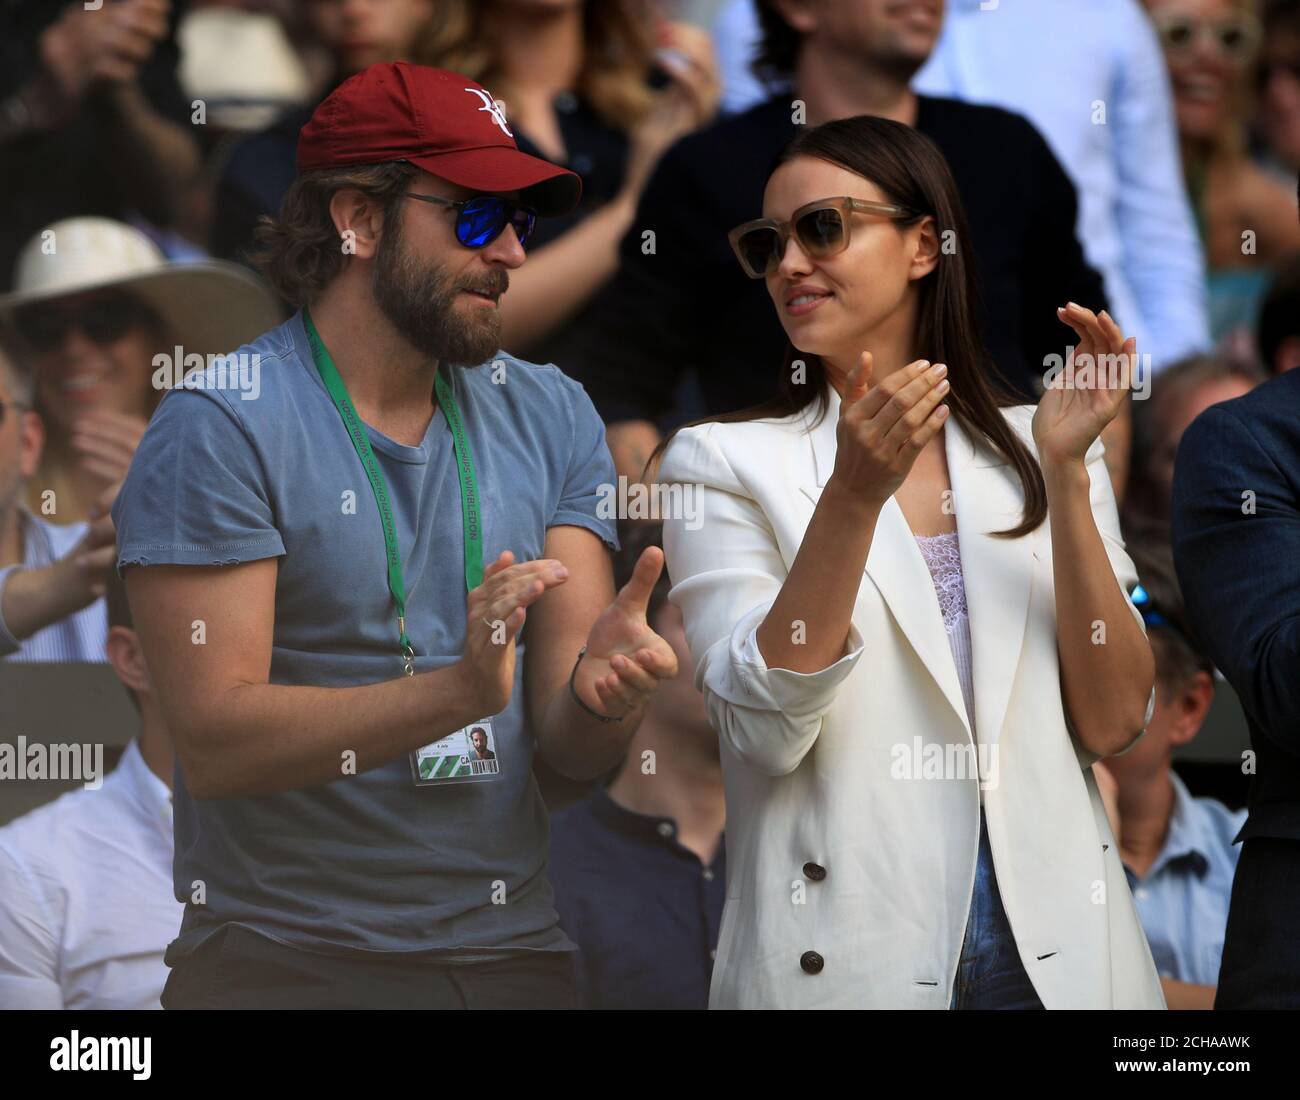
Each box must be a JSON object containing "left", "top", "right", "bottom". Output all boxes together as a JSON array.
[
  {"left": 1145, "top": 0, "right": 1300, "bottom": 346},
  {"left": 416, "top": 0, "right": 719, "bottom": 362},
  {"left": 0, "top": 218, "right": 282, "bottom": 526}
]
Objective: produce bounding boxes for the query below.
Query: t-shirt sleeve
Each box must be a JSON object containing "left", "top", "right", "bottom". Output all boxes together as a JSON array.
[
  {"left": 112, "top": 387, "right": 287, "bottom": 574},
  {"left": 548, "top": 372, "right": 619, "bottom": 553}
]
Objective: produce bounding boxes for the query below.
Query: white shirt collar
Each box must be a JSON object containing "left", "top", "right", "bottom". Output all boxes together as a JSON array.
[{"left": 115, "top": 739, "right": 174, "bottom": 838}]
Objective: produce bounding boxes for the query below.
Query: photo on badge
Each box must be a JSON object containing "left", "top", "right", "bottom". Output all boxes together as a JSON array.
[{"left": 410, "top": 717, "right": 502, "bottom": 786}]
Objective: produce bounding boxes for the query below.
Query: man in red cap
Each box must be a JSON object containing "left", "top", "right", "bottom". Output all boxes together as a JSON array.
[{"left": 110, "top": 62, "right": 678, "bottom": 1009}]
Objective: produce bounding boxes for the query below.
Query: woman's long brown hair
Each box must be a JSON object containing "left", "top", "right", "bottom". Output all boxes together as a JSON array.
[{"left": 648, "top": 115, "right": 1047, "bottom": 539}]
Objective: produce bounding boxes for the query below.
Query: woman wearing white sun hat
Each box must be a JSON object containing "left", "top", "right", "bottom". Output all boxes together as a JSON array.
[{"left": 0, "top": 217, "right": 283, "bottom": 526}]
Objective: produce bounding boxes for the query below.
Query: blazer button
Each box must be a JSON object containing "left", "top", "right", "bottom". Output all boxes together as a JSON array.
[
  {"left": 802, "top": 862, "right": 826, "bottom": 881},
  {"left": 800, "top": 950, "right": 824, "bottom": 975}
]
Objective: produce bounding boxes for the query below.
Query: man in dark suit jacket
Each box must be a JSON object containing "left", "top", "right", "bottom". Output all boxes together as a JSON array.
[{"left": 1171, "top": 366, "right": 1300, "bottom": 1009}]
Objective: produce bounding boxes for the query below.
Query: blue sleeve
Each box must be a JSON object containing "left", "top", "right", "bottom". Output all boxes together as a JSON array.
[
  {"left": 112, "top": 388, "right": 287, "bottom": 574},
  {"left": 1171, "top": 404, "right": 1300, "bottom": 755},
  {"left": 549, "top": 373, "right": 620, "bottom": 553},
  {"left": 1111, "top": 0, "right": 1210, "bottom": 365}
]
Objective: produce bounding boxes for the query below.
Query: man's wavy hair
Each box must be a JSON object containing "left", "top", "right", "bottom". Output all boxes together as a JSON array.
[{"left": 248, "top": 161, "right": 420, "bottom": 308}]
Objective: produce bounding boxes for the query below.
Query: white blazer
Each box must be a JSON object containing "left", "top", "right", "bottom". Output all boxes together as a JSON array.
[{"left": 659, "top": 384, "right": 1165, "bottom": 1010}]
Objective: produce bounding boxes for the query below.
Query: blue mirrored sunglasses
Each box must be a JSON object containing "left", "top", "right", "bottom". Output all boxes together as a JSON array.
[
  {"left": 401, "top": 193, "right": 537, "bottom": 249},
  {"left": 1130, "top": 581, "right": 1179, "bottom": 633}
]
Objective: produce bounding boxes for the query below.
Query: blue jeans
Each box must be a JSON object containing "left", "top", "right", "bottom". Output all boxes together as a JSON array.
[{"left": 949, "top": 807, "right": 1045, "bottom": 1010}]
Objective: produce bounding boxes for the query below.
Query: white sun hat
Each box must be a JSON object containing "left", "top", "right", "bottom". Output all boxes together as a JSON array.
[
  {"left": 178, "top": 8, "right": 311, "bottom": 132},
  {"left": 0, "top": 217, "right": 284, "bottom": 357}
]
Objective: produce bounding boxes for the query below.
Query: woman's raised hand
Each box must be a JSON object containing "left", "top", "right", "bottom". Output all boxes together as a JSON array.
[
  {"left": 829, "top": 352, "right": 950, "bottom": 505},
  {"left": 1032, "top": 302, "right": 1135, "bottom": 467}
]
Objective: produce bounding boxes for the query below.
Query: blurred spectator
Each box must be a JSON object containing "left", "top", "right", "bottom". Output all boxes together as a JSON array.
[
  {"left": 1145, "top": 0, "right": 1300, "bottom": 350},
  {"left": 1096, "top": 537, "right": 1245, "bottom": 1010},
  {"left": 712, "top": 0, "right": 769, "bottom": 112},
  {"left": 414, "top": 0, "right": 719, "bottom": 365},
  {"left": 1171, "top": 362, "right": 1300, "bottom": 1008},
  {"left": 1125, "top": 353, "right": 1264, "bottom": 532},
  {"left": 211, "top": 0, "right": 436, "bottom": 265},
  {"left": 0, "top": 217, "right": 282, "bottom": 526},
  {"left": 548, "top": 523, "right": 724, "bottom": 1009},
  {"left": 913, "top": 0, "right": 1209, "bottom": 372},
  {"left": 0, "top": 567, "right": 182, "bottom": 1008},
  {"left": 177, "top": 4, "right": 310, "bottom": 134},
  {"left": 1255, "top": 0, "right": 1300, "bottom": 178},
  {"left": 0, "top": 0, "right": 201, "bottom": 287},
  {"left": 1255, "top": 251, "right": 1300, "bottom": 371},
  {"left": 0, "top": 322, "right": 112, "bottom": 663},
  {"left": 568, "top": 0, "right": 1108, "bottom": 486},
  {"left": 169, "top": 5, "right": 314, "bottom": 253}
]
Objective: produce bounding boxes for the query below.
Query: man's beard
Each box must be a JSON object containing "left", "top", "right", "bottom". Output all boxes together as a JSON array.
[{"left": 372, "top": 213, "right": 508, "bottom": 366}]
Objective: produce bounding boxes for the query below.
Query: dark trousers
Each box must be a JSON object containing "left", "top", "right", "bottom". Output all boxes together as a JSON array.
[
  {"left": 1216, "top": 837, "right": 1300, "bottom": 1009},
  {"left": 162, "top": 925, "right": 579, "bottom": 1009}
]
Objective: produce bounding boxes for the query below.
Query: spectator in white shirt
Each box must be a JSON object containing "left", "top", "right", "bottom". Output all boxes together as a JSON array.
[
  {"left": 912, "top": 0, "right": 1211, "bottom": 370},
  {"left": 0, "top": 322, "right": 115, "bottom": 662},
  {"left": 0, "top": 566, "right": 182, "bottom": 1009}
]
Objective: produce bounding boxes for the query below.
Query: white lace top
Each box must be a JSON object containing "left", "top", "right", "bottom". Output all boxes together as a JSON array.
[{"left": 914, "top": 533, "right": 982, "bottom": 796}]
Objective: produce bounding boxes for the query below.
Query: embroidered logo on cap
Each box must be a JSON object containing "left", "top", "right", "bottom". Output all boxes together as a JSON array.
[{"left": 466, "top": 87, "right": 512, "bottom": 137}]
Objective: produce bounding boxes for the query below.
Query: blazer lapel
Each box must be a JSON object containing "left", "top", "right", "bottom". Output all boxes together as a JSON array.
[
  {"left": 796, "top": 386, "right": 973, "bottom": 738},
  {"left": 945, "top": 414, "right": 1036, "bottom": 748}
]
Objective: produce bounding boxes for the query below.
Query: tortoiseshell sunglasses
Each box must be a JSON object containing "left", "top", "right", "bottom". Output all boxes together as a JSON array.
[{"left": 728, "top": 196, "right": 918, "bottom": 279}]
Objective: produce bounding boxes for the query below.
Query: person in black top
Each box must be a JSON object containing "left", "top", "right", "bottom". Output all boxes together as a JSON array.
[
  {"left": 210, "top": 0, "right": 437, "bottom": 266},
  {"left": 0, "top": 0, "right": 200, "bottom": 288},
  {"left": 548, "top": 523, "right": 725, "bottom": 1010},
  {"left": 567, "top": 0, "right": 1110, "bottom": 483},
  {"left": 414, "top": 0, "right": 720, "bottom": 370}
]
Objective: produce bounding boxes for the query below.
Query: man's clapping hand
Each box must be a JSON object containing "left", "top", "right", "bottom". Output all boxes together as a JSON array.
[
  {"left": 455, "top": 545, "right": 677, "bottom": 721},
  {"left": 572, "top": 544, "right": 678, "bottom": 719}
]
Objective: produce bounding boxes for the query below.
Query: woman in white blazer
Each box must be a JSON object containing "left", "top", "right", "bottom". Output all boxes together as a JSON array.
[{"left": 654, "top": 116, "right": 1164, "bottom": 1010}]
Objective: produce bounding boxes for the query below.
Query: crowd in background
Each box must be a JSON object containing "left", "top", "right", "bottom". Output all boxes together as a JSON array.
[{"left": 0, "top": 0, "right": 1298, "bottom": 1011}]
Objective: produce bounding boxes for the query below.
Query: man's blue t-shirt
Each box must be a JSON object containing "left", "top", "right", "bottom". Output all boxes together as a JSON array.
[{"left": 112, "top": 312, "right": 619, "bottom": 960}]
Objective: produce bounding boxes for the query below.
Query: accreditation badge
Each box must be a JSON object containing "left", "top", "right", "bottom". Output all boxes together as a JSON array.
[{"left": 410, "top": 717, "right": 501, "bottom": 786}]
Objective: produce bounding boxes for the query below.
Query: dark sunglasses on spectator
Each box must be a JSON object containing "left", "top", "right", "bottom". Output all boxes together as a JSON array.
[
  {"left": 1152, "top": 11, "right": 1260, "bottom": 60},
  {"left": 728, "top": 196, "right": 918, "bottom": 280},
  {"left": 1129, "top": 582, "right": 1173, "bottom": 631},
  {"left": 401, "top": 193, "right": 538, "bottom": 249},
  {"left": 1129, "top": 581, "right": 1215, "bottom": 676},
  {"left": 15, "top": 293, "right": 158, "bottom": 351}
]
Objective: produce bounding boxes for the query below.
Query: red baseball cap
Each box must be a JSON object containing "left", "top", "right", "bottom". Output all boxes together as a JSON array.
[{"left": 296, "top": 62, "right": 582, "bottom": 217}]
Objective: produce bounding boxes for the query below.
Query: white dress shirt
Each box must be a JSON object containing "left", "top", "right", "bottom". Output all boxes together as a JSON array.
[
  {"left": 912, "top": 0, "right": 1210, "bottom": 369},
  {"left": 0, "top": 740, "right": 181, "bottom": 1009}
]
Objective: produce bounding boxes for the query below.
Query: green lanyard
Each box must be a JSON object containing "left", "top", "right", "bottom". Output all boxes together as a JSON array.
[{"left": 303, "top": 308, "right": 484, "bottom": 675}]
